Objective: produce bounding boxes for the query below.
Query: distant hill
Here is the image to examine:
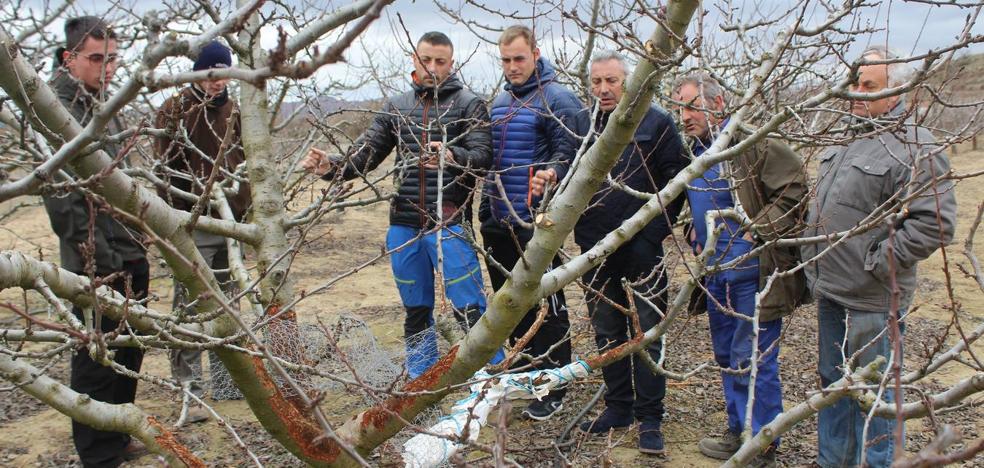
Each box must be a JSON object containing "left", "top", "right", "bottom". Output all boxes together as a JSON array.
[
  {"left": 931, "top": 52, "right": 984, "bottom": 103},
  {"left": 278, "top": 96, "right": 381, "bottom": 119}
]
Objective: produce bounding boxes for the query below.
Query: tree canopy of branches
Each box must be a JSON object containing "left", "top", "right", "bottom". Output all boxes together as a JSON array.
[{"left": 0, "top": 0, "right": 982, "bottom": 466}]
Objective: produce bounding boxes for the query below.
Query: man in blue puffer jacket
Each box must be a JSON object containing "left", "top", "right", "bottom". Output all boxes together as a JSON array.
[{"left": 478, "top": 25, "right": 583, "bottom": 421}]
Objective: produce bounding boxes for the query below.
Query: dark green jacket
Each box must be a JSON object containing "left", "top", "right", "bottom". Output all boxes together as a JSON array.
[
  {"left": 688, "top": 130, "right": 809, "bottom": 321},
  {"left": 42, "top": 71, "right": 145, "bottom": 275},
  {"left": 729, "top": 132, "right": 810, "bottom": 322}
]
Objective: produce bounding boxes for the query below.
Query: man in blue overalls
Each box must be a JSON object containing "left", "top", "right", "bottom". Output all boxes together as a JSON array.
[{"left": 673, "top": 73, "right": 807, "bottom": 467}]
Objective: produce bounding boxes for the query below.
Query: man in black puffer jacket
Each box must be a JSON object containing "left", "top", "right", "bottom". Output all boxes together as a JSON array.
[{"left": 302, "top": 32, "right": 502, "bottom": 378}]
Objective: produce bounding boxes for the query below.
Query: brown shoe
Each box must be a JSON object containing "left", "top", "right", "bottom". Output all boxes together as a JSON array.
[
  {"left": 698, "top": 431, "right": 742, "bottom": 460},
  {"left": 123, "top": 439, "right": 149, "bottom": 461}
]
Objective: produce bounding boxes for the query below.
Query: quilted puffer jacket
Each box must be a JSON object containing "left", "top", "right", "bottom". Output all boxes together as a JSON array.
[{"left": 480, "top": 58, "right": 583, "bottom": 228}]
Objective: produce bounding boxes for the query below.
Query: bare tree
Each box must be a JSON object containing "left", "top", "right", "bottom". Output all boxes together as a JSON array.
[{"left": 0, "top": 0, "right": 982, "bottom": 466}]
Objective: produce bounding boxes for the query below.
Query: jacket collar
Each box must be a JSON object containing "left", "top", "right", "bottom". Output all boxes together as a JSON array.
[
  {"left": 844, "top": 98, "right": 907, "bottom": 134},
  {"left": 504, "top": 57, "right": 557, "bottom": 96},
  {"left": 50, "top": 69, "right": 98, "bottom": 105},
  {"left": 189, "top": 83, "right": 229, "bottom": 108},
  {"left": 411, "top": 72, "right": 463, "bottom": 99}
]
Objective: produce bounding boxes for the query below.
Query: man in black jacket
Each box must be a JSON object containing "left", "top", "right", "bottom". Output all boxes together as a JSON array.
[
  {"left": 574, "top": 51, "right": 687, "bottom": 456},
  {"left": 302, "top": 32, "right": 502, "bottom": 378},
  {"left": 45, "top": 16, "right": 148, "bottom": 467}
]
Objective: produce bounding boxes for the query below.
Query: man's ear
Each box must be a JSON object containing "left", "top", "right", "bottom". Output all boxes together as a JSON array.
[
  {"left": 533, "top": 47, "right": 541, "bottom": 61},
  {"left": 712, "top": 95, "right": 726, "bottom": 112},
  {"left": 62, "top": 49, "right": 73, "bottom": 66}
]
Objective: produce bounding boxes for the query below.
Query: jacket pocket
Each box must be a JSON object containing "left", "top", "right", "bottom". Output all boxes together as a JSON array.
[{"left": 835, "top": 158, "right": 891, "bottom": 213}]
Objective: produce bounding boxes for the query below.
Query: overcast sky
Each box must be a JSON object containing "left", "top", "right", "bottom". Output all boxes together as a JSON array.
[{"left": 11, "top": 0, "right": 984, "bottom": 100}]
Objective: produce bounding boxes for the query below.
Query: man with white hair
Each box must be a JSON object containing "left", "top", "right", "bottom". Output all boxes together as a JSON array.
[{"left": 804, "top": 46, "right": 957, "bottom": 467}]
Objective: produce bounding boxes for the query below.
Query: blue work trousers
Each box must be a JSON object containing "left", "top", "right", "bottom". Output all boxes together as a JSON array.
[
  {"left": 705, "top": 240, "right": 783, "bottom": 441},
  {"left": 386, "top": 224, "right": 502, "bottom": 378}
]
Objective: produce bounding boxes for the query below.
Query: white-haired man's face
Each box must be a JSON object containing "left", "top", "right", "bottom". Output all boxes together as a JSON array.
[{"left": 850, "top": 60, "right": 900, "bottom": 118}]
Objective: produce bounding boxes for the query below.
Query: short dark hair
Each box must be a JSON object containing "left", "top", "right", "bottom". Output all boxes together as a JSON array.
[
  {"left": 64, "top": 16, "right": 116, "bottom": 53},
  {"left": 418, "top": 31, "right": 453, "bottom": 52}
]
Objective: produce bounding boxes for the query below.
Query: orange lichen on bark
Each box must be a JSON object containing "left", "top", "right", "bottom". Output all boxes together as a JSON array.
[
  {"left": 147, "top": 416, "right": 206, "bottom": 467},
  {"left": 585, "top": 335, "right": 642, "bottom": 369},
  {"left": 359, "top": 345, "right": 459, "bottom": 431},
  {"left": 249, "top": 354, "right": 342, "bottom": 462}
]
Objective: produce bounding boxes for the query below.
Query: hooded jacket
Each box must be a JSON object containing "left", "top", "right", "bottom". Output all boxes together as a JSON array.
[
  {"left": 42, "top": 71, "right": 146, "bottom": 275},
  {"left": 480, "top": 58, "right": 583, "bottom": 229},
  {"left": 326, "top": 73, "right": 492, "bottom": 228},
  {"left": 802, "top": 101, "right": 957, "bottom": 312},
  {"left": 154, "top": 85, "right": 251, "bottom": 221}
]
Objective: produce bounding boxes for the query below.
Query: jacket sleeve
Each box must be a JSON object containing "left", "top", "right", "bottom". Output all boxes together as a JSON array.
[
  {"left": 865, "top": 140, "right": 957, "bottom": 280},
  {"left": 42, "top": 192, "right": 121, "bottom": 274},
  {"left": 448, "top": 96, "right": 492, "bottom": 170},
  {"left": 327, "top": 101, "right": 398, "bottom": 181},
  {"left": 645, "top": 112, "right": 688, "bottom": 243},
  {"left": 751, "top": 139, "right": 808, "bottom": 241},
  {"left": 153, "top": 97, "right": 183, "bottom": 201},
  {"left": 543, "top": 87, "right": 584, "bottom": 180}
]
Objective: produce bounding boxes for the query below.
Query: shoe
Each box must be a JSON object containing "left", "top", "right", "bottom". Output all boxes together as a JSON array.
[
  {"left": 522, "top": 396, "right": 564, "bottom": 421},
  {"left": 122, "top": 439, "right": 149, "bottom": 461},
  {"left": 638, "top": 422, "right": 665, "bottom": 455},
  {"left": 579, "top": 408, "right": 633, "bottom": 434},
  {"left": 747, "top": 445, "right": 777, "bottom": 468},
  {"left": 185, "top": 406, "right": 210, "bottom": 424},
  {"left": 698, "top": 430, "right": 742, "bottom": 460}
]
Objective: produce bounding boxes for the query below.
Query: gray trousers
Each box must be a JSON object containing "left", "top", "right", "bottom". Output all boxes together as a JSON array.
[{"left": 170, "top": 231, "right": 242, "bottom": 399}]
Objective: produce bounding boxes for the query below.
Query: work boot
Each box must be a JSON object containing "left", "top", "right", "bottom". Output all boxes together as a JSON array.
[
  {"left": 522, "top": 394, "right": 564, "bottom": 421},
  {"left": 579, "top": 407, "right": 633, "bottom": 434},
  {"left": 698, "top": 430, "right": 742, "bottom": 460},
  {"left": 405, "top": 327, "right": 439, "bottom": 379},
  {"left": 122, "top": 439, "right": 149, "bottom": 461},
  {"left": 747, "top": 444, "right": 778, "bottom": 468},
  {"left": 638, "top": 422, "right": 665, "bottom": 455}
]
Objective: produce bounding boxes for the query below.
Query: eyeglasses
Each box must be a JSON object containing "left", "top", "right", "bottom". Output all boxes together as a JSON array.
[{"left": 75, "top": 53, "right": 119, "bottom": 65}]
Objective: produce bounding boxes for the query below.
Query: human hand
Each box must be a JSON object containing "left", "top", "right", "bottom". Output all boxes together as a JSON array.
[
  {"left": 530, "top": 168, "right": 558, "bottom": 197},
  {"left": 301, "top": 147, "right": 334, "bottom": 176},
  {"left": 423, "top": 142, "right": 455, "bottom": 169}
]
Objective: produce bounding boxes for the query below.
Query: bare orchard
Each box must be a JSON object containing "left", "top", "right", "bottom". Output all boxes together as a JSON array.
[{"left": 0, "top": 0, "right": 982, "bottom": 467}]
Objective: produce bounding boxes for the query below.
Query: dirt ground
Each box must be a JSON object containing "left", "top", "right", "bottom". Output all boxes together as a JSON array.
[{"left": 0, "top": 142, "right": 982, "bottom": 467}]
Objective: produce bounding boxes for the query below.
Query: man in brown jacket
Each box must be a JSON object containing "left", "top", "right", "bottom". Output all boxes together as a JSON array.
[
  {"left": 673, "top": 73, "right": 807, "bottom": 467},
  {"left": 154, "top": 41, "right": 251, "bottom": 421}
]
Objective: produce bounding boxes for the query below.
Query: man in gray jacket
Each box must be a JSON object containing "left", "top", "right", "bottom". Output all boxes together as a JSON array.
[
  {"left": 45, "top": 16, "right": 148, "bottom": 467},
  {"left": 803, "top": 46, "right": 957, "bottom": 467}
]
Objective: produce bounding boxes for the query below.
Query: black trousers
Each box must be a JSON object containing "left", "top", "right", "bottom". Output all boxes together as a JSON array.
[
  {"left": 70, "top": 259, "right": 148, "bottom": 468},
  {"left": 481, "top": 225, "right": 572, "bottom": 399},
  {"left": 583, "top": 236, "right": 667, "bottom": 423}
]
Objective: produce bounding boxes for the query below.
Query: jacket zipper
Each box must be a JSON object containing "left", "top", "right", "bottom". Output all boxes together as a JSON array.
[{"left": 419, "top": 99, "right": 431, "bottom": 228}]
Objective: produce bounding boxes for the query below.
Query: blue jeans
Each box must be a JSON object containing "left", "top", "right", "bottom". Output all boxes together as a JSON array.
[
  {"left": 386, "top": 224, "right": 503, "bottom": 378},
  {"left": 817, "top": 296, "right": 903, "bottom": 468},
  {"left": 705, "top": 240, "right": 783, "bottom": 440}
]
